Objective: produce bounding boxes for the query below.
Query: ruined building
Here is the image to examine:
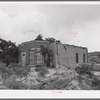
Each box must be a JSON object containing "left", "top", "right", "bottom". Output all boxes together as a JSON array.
[
  {"left": 18, "top": 40, "right": 88, "bottom": 68},
  {"left": 88, "top": 52, "right": 100, "bottom": 64}
]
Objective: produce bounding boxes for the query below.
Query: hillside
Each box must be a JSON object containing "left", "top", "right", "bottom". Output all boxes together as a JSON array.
[{"left": 0, "top": 63, "right": 98, "bottom": 90}]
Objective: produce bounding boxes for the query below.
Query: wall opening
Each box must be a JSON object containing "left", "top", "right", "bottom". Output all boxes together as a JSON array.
[
  {"left": 21, "top": 52, "right": 26, "bottom": 66},
  {"left": 29, "top": 48, "right": 43, "bottom": 67},
  {"left": 98, "top": 54, "right": 100, "bottom": 59},
  {"left": 29, "top": 48, "right": 35, "bottom": 66},
  {"left": 76, "top": 53, "right": 79, "bottom": 63},
  {"left": 83, "top": 54, "right": 86, "bottom": 63}
]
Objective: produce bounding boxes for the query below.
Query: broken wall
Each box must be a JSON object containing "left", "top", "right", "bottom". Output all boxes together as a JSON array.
[{"left": 55, "top": 43, "right": 88, "bottom": 69}]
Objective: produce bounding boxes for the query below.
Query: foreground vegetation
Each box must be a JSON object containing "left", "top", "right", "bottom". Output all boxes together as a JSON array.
[
  {"left": 0, "top": 63, "right": 100, "bottom": 90},
  {"left": 0, "top": 35, "right": 100, "bottom": 89},
  {"left": 0, "top": 38, "right": 19, "bottom": 66}
]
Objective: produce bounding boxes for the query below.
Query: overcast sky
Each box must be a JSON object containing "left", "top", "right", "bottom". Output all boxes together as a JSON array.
[{"left": 0, "top": 2, "right": 100, "bottom": 52}]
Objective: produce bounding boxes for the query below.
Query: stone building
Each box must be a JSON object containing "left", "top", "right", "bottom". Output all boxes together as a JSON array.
[
  {"left": 18, "top": 40, "right": 88, "bottom": 68},
  {"left": 88, "top": 52, "right": 100, "bottom": 64}
]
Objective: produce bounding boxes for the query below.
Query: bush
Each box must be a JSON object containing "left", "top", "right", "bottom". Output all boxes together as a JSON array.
[
  {"left": 91, "top": 77, "right": 100, "bottom": 90},
  {"left": 7, "top": 80, "right": 26, "bottom": 89},
  {"left": 5, "top": 74, "right": 27, "bottom": 89},
  {"left": 0, "top": 66, "right": 12, "bottom": 79},
  {"left": 75, "top": 64, "right": 93, "bottom": 77},
  {"left": 0, "top": 63, "right": 30, "bottom": 79},
  {"left": 0, "top": 38, "right": 19, "bottom": 66},
  {"left": 8, "top": 64, "right": 30, "bottom": 77},
  {"left": 75, "top": 64, "right": 100, "bottom": 90}
]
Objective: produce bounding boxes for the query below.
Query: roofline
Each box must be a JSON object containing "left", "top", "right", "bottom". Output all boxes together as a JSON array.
[
  {"left": 19, "top": 40, "right": 50, "bottom": 45},
  {"left": 19, "top": 39, "right": 87, "bottom": 49},
  {"left": 88, "top": 51, "right": 100, "bottom": 54},
  {"left": 63, "top": 44, "right": 87, "bottom": 49}
]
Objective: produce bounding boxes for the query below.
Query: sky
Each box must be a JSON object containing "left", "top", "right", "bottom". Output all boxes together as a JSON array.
[{"left": 0, "top": 2, "right": 100, "bottom": 52}]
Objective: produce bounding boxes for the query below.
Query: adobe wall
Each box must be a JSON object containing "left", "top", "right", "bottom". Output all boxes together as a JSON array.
[
  {"left": 18, "top": 40, "right": 88, "bottom": 68},
  {"left": 18, "top": 41, "right": 50, "bottom": 65},
  {"left": 49, "top": 42, "right": 57, "bottom": 66},
  {"left": 55, "top": 43, "right": 88, "bottom": 69}
]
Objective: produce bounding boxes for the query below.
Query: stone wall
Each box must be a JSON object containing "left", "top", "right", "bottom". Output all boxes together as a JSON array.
[{"left": 55, "top": 43, "right": 88, "bottom": 68}]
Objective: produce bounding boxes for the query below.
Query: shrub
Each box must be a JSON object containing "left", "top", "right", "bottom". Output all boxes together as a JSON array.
[
  {"left": 0, "top": 38, "right": 19, "bottom": 67},
  {"left": 75, "top": 64, "right": 100, "bottom": 90},
  {"left": 91, "top": 77, "right": 100, "bottom": 90},
  {"left": 75, "top": 64, "right": 93, "bottom": 77},
  {"left": 5, "top": 74, "right": 27, "bottom": 89},
  {"left": 0, "top": 63, "right": 30, "bottom": 79},
  {"left": 8, "top": 64, "right": 30, "bottom": 77},
  {"left": 7, "top": 80, "right": 26, "bottom": 89},
  {"left": 0, "top": 65, "right": 12, "bottom": 79}
]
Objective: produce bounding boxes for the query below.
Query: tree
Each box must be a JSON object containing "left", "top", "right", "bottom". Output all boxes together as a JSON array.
[
  {"left": 0, "top": 38, "right": 19, "bottom": 66},
  {"left": 56, "top": 40, "right": 61, "bottom": 43},
  {"left": 35, "top": 34, "right": 43, "bottom": 40},
  {"left": 39, "top": 45, "right": 53, "bottom": 68},
  {"left": 45, "top": 37, "right": 55, "bottom": 42},
  {"left": 45, "top": 37, "right": 61, "bottom": 44},
  {"left": 39, "top": 45, "right": 48, "bottom": 66}
]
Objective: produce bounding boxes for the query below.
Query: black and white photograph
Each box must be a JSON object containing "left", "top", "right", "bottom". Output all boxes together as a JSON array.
[{"left": 0, "top": 2, "right": 100, "bottom": 91}]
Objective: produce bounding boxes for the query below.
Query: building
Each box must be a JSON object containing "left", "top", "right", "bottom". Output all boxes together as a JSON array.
[
  {"left": 18, "top": 40, "right": 88, "bottom": 69},
  {"left": 88, "top": 52, "right": 100, "bottom": 64}
]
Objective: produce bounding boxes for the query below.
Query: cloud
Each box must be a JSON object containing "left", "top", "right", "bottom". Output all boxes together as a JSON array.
[
  {"left": 0, "top": 9, "right": 49, "bottom": 44},
  {"left": 66, "top": 19, "right": 100, "bottom": 52},
  {"left": 0, "top": 4, "right": 100, "bottom": 52}
]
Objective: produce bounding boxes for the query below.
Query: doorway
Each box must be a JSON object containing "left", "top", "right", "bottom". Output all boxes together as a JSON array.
[{"left": 21, "top": 52, "right": 26, "bottom": 66}]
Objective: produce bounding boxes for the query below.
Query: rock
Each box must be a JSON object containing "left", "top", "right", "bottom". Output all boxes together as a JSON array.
[
  {"left": 41, "top": 77, "right": 51, "bottom": 84},
  {"left": 56, "top": 65, "right": 68, "bottom": 74},
  {"left": 2, "top": 64, "right": 89, "bottom": 90},
  {"left": 5, "top": 75, "right": 18, "bottom": 86},
  {"left": 45, "top": 78, "right": 71, "bottom": 90},
  {"left": 44, "top": 84, "right": 54, "bottom": 90},
  {"left": 0, "top": 75, "right": 2, "bottom": 80},
  {"left": 65, "top": 80, "right": 81, "bottom": 90},
  {"left": 0, "top": 85, "right": 8, "bottom": 89},
  {"left": 81, "top": 80, "right": 92, "bottom": 90},
  {"left": 16, "top": 77, "right": 26, "bottom": 82},
  {"left": 56, "top": 65, "right": 69, "bottom": 69},
  {"left": 50, "top": 74, "right": 63, "bottom": 82},
  {"left": 22, "top": 76, "right": 38, "bottom": 85},
  {"left": 46, "top": 69, "right": 57, "bottom": 77},
  {"left": 22, "top": 72, "right": 39, "bottom": 88},
  {"left": 0, "top": 80, "right": 4, "bottom": 85},
  {"left": 26, "top": 82, "right": 44, "bottom": 90},
  {"left": 30, "top": 69, "right": 38, "bottom": 76},
  {"left": 0, "top": 75, "right": 4, "bottom": 84},
  {"left": 4, "top": 75, "right": 26, "bottom": 89},
  {"left": 30, "top": 67, "right": 36, "bottom": 72}
]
